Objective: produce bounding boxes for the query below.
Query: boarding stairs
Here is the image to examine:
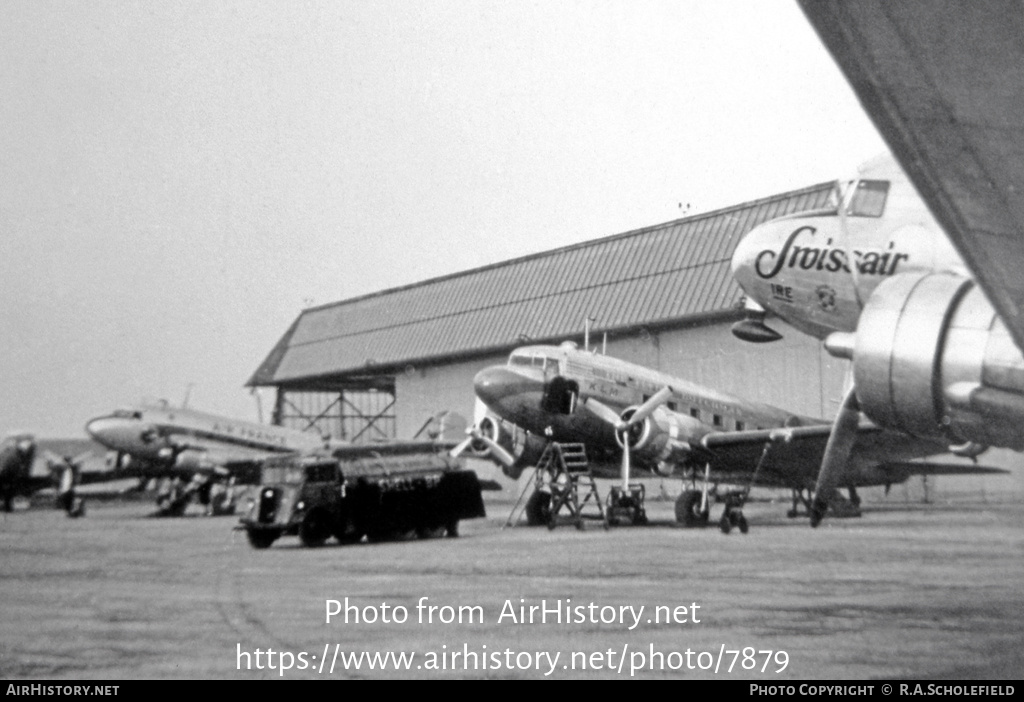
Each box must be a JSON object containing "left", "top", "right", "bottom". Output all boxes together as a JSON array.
[{"left": 504, "top": 442, "right": 608, "bottom": 530}]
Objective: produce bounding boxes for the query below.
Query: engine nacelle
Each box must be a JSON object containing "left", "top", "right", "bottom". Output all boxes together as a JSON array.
[
  {"left": 613, "top": 406, "right": 704, "bottom": 473},
  {"left": 470, "top": 416, "right": 546, "bottom": 480},
  {"left": 842, "top": 272, "right": 1024, "bottom": 451}
]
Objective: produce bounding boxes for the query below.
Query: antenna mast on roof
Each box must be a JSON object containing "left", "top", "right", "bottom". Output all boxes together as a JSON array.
[{"left": 584, "top": 316, "right": 596, "bottom": 352}]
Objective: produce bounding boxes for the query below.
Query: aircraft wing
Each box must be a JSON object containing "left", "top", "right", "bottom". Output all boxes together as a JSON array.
[
  {"left": 331, "top": 439, "right": 460, "bottom": 458},
  {"left": 698, "top": 423, "right": 995, "bottom": 489},
  {"left": 796, "top": 0, "right": 1024, "bottom": 354},
  {"left": 165, "top": 435, "right": 282, "bottom": 467}
]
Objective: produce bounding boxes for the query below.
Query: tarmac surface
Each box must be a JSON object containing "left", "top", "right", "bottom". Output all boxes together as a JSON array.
[{"left": 1, "top": 493, "right": 1022, "bottom": 680}]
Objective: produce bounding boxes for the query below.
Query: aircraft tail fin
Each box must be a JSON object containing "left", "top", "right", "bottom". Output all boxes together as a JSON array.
[{"left": 422, "top": 411, "right": 468, "bottom": 443}]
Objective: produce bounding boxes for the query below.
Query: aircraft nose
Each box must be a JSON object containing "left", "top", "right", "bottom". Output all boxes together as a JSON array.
[
  {"left": 85, "top": 417, "right": 135, "bottom": 448},
  {"left": 730, "top": 219, "right": 790, "bottom": 293},
  {"left": 730, "top": 223, "right": 764, "bottom": 290},
  {"left": 473, "top": 366, "right": 542, "bottom": 408}
]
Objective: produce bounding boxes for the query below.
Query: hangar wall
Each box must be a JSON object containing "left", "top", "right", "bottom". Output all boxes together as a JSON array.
[{"left": 395, "top": 352, "right": 507, "bottom": 439}]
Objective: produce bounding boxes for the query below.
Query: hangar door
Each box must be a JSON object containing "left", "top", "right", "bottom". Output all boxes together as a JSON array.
[{"left": 272, "top": 381, "right": 396, "bottom": 443}]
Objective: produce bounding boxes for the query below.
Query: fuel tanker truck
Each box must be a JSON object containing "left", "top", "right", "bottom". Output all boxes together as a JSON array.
[{"left": 239, "top": 450, "right": 486, "bottom": 549}]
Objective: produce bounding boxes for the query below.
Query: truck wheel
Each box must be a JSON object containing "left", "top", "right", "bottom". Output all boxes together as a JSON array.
[
  {"left": 299, "top": 510, "right": 331, "bottom": 547},
  {"left": 366, "top": 529, "right": 397, "bottom": 543},
  {"left": 333, "top": 525, "right": 364, "bottom": 545},
  {"left": 246, "top": 529, "right": 277, "bottom": 549},
  {"left": 416, "top": 526, "right": 446, "bottom": 539}
]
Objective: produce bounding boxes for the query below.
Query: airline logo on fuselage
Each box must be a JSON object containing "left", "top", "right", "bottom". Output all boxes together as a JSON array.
[
  {"left": 753, "top": 225, "right": 909, "bottom": 280},
  {"left": 208, "top": 421, "right": 294, "bottom": 447}
]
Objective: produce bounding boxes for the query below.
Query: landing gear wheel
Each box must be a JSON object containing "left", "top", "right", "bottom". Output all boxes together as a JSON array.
[
  {"left": 675, "top": 490, "right": 709, "bottom": 527},
  {"left": 68, "top": 497, "right": 86, "bottom": 518},
  {"left": 719, "top": 512, "right": 732, "bottom": 534},
  {"left": 525, "top": 489, "right": 553, "bottom": 526},
  {"left": 719, "top": 505, "right": 749, "bottom": 535},
  {"left": 157, "top": 493, "right": 188, "bottom": 517},
  {"left": 299, "top": 510, "right": 331, "bottom": 547}
]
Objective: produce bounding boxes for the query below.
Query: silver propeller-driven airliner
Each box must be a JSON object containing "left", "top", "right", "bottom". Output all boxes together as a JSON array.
[
  {"left": 731, "top": 153, "right": 1024, "bottom": 525},
  {"left": 458, "top": 340, "right": 1003, "bottom": 532},
  {"left": 86, "top": 401, "right": 468, "bottom": 516}
]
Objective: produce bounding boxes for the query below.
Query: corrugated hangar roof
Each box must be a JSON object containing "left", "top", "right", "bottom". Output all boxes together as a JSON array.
[{"left": 249, "top": 183, "right": 833, "bottom": 386}]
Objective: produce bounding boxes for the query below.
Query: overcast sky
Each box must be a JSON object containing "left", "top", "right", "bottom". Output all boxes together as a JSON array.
[{"left": 0, "top": 0, "right": 887, "bottom": 437}]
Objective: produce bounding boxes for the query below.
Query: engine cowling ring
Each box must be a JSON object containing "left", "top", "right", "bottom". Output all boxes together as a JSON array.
[{"left": 851, "top": 271, "right": 1024, "bottom": 450}]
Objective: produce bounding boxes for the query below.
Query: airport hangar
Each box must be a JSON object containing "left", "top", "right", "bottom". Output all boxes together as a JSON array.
[
  {"left": 246, "top": 183, "right": 850, "bottom": 448},
  {"left": 244, "top": 180, "right": 1015, "bottom": 499}
]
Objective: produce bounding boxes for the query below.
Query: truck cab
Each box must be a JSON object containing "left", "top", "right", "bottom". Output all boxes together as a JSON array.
[{"left": 240, "top": 455, "right": 351, "bottom": 548}]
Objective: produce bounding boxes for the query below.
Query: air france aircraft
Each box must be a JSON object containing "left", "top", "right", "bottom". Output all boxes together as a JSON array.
[
  {"left": 86, "top": 401, "right": 470, "bottom": 515},
  {"left": 461, "top": 340, "right": 1003, "bottom": 533},
  {"left": 87, "top": 401, "right": 336, "bottom": 515},
  {"left": 731, "top": 154, "right": 1024, "bottom": 525}
]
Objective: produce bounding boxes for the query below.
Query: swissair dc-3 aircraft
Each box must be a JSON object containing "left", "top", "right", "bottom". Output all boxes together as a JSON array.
[
  {"left": 731, "top": 153, "right": 1024, "bottom": 525},
  {"left": 86, "top": 401, "right": 468, "bottom": 516},
  {"left": 462, "top": 339, "right": 1002, "bottom": 533}
]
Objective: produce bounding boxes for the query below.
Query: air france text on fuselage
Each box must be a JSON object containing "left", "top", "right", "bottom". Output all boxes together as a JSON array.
[{"left": 754, "top": 225, "right": 909, "bottom": 280}]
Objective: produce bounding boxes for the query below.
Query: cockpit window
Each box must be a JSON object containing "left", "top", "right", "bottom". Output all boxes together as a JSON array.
[
  {"left": 828, "top": 179, "right": 890, "bottom": 217},
  {"left": 509, "top": 353, "right": 532, "bottom": 367},
  {"left": 508, "top": 353, "right": 559, "bottom": 373},
  {"left": 827, "top": 180, "right": 850, "bottom": 211},
  {"left": 847, "top": 179, "right": 889, "bottom": 217},
  {"left": 113, "top": 409, "right": 142, "bottom": 420},
  {"left": 305, "top": 463, "right": 338, "bottom": 482},
  {"left": 262, "top": 465, "right": 306, "bottom": 485}
]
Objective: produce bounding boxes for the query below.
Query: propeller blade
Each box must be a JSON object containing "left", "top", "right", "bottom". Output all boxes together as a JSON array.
[
  {"left": 810, "top": 385, "right": 861, "bottom": 527},
  {"left": 620, "top": 386, "right": 673, "bottom": 429},
  {"left": 473, "top": 433, "right": 516, "bottom": 468},
  {"left": 448, "top": 435, "right": 474, "bottom": 459},
  {"left": 582, "top": 397, "right": 623, "bottom": 427}
]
